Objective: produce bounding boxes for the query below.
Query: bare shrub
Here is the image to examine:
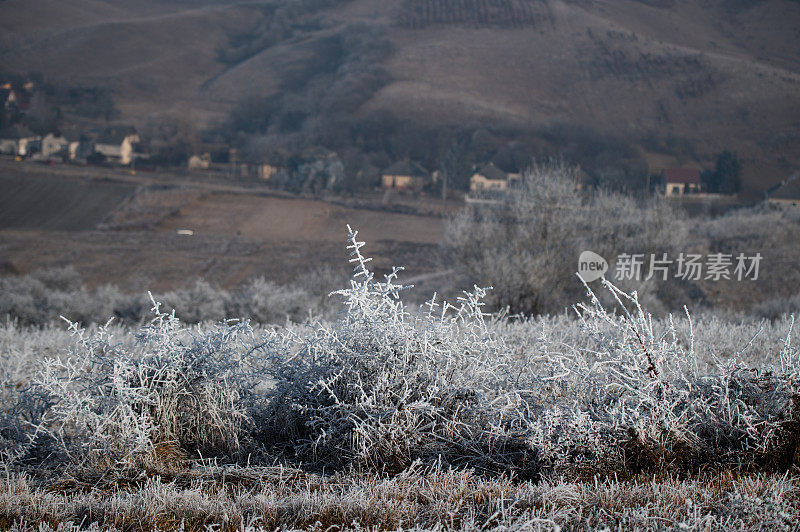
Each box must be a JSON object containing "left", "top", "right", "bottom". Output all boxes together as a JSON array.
[{"left": 33, "top": 299, "right": 267, "bottom": 470}]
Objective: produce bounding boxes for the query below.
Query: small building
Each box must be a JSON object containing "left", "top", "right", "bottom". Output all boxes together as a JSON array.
[
  {"left": 188, "top": 153, "right": 211, "bottom": 170},
  {"left": 40, "top": 132, "right": 72, "bottom": 158},
  {"left": 765, "top": 173, "right": 800, "bottom": 208},
  {"left": 62, "top": 130, "right": 86, "bottom": 160},
  {"left": 94, "top": 126, "right": 140, "bottom": 165},
  {"left": 469, "top": 163, "right": 519, "bottom": 192},
  {"left": 381, "top": 160, "right": 430, "bottom": 189},
  {"left": 0, "top": 125, "right": 40, "bottom": 157},
  {"left": 663, "top": 168, "right": 701, "bottom": 195}
]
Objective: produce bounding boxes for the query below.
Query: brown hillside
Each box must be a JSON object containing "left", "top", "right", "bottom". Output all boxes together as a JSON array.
[{"left": 1, "top": 0, "right": 798, "bottom": 190}]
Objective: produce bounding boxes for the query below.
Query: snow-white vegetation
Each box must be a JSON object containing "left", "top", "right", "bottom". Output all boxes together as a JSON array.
[
  {"left": 0, "top": 226, "right": 799, "bottom": 530},
  {"left": 0, "top": 266, "right": 347, "bottom": 327},
  {"left": 444, "top": 161, "right": 800, "bottom": 318}
]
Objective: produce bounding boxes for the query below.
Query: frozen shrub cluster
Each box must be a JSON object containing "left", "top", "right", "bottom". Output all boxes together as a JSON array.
[
  {"left": 0, "top": 267, "right": 134, "bottom": 327},
  {"left": 158, "top": 280, "right": 230, "bottom": 323},
  {"left": 259, "top": 226, "right": 528, "bottom": 473},
  {"left": 753, "top": 292, "right": 800, "bottom": 321},
  {"left": 445, "top": 162, "right": 800, "bottom": 317},
  {"left": 160, "top": 270, "right": 346, "bottom": 324},
  {"left": 228, "top": 277, "right": 315, "bottom": 324},
  {"left": 0, "top": 269, "right": 345, "bottom": 327},
  {"left": 32, "top": 298, "right": 267, "bottom": 470},
  {"left": 500, "top": 279, "right": 800, "bottom": 476},
  {"left": 3, "top": 226, "right": 798, "bottom": 484},
  {"left": 257, "top": 226, "right": 800, "bottom": 477},
  {"left": 0, "top": 323, "right": 73, "bottom": 465},
  {"left": 691, "top": 203, "right": 800, "bottom": 312}
]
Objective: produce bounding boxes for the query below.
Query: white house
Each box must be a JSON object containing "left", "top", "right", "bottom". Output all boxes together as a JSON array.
[
  {"left": 663, "top": 168, "right": 702, "bottom": 195},
  {"left": 188, "top": 153, "right": 211, "bottom": 170},
  {"left": 39, "top": 131, "right": 84, "bottom": 160},
  {"left": 469, "top": 162, "right": 519, "bottom": 193},
  {"left": 381, "top": 160, "right": 430, "bottom": 189},
  {"left": 0, "top": 125, "right": 40, "bottom": 157},
  {"left": 94, "top": 127, "right": 140, "bottom": 165}
]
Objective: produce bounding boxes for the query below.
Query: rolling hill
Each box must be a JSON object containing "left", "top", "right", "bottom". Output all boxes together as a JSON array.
[{"left": 1, "top": 0, "right": 799, "bottom": 191}]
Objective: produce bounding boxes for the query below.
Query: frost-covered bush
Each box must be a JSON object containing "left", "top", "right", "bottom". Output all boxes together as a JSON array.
[
  {"left": 508, "top": 279, "right": 800, "bottom": 475},
  {"left": 32, "top": 298, "right": 267, "bottom": 470},
  {"left": 444, "top": 160, "right": 689, "bottom": 315},
  {"left": 687, "top": 203, "right": 800, "bottom": 312},
  {"left": 258, "top": 226, "right": 533, "bottom": 473},
  {"left": 158, "top": 280, "right": 230, "bottom": 324},
  {"left": 0, "top": 269, "right": 344, "bottom": 327},
  {"left": 229, "top": 277, "right": 313, "bottom": 324},
  {"left": 0, "top": 321, "right": 79, "bottom": 465},
  {"left": 0, "top": 268, "right": 135, "bottom": 326},
  {"left": 256, "top": 226, "right": 800, "bottom": 477},
  {"left": 753, "top": 293, "right": 800, "bottom": 321}
]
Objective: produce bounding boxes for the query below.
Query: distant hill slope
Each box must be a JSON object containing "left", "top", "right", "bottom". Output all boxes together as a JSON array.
[{"left": 1, "top": 0, "right": 798, "bottom": 190}]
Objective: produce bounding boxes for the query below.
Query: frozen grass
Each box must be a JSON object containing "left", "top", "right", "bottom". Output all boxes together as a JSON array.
[
  {"left": 0, "top": 466, "right": 798, "bottom": 531},
  {"left": 0, "top": 227, "right": 798, "bottom": 529}
]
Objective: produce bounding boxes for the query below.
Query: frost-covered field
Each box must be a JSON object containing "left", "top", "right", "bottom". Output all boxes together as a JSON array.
[{"left": 1, "top": 228, "right": 799, "bottom": 531}]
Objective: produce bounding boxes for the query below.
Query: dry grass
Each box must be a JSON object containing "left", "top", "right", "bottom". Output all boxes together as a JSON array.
[{"left": 1, "top": 465, "right": 798, "bottom": 531}]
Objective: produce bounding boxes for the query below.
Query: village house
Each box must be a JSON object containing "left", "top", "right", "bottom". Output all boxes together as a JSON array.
[
  {"left": 93, "top": 126, "right": 140, "bottom": 165},
  {"left": 469, "top": 162, "right": 519, "bottom": 193},
  {"left": 663, "top": 168, "right": 702, "bottom": 195},
  {"left": 381, "top": 160, "right": 430, "bottom": 189},
  {"left": 765, "top": 173, "right": 800, "bottom": 208},
  {"left": 38, "top": 130, "right": 84, "bottom": 160},
  {"left": 41, "top": 132, "right": 68, "bottom": 158},
  {"left": 188, "top": 153, "right": 211, "bottom": 170},
  {"left": 0, "top": 125, "right": 40, "bottom": 157},
  {"left": 63, "top": 130, "right": 86, "bottom": 160}
]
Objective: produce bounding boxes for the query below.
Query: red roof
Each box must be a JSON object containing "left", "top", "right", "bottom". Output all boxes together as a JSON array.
[{"left": 664, "top": 168, "right": 701, "bottom": 184}]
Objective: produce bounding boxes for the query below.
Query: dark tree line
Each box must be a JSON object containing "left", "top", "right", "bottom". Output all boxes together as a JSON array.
[{"left": 702, "top": 150, "right": 742, "bottom": 194}]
